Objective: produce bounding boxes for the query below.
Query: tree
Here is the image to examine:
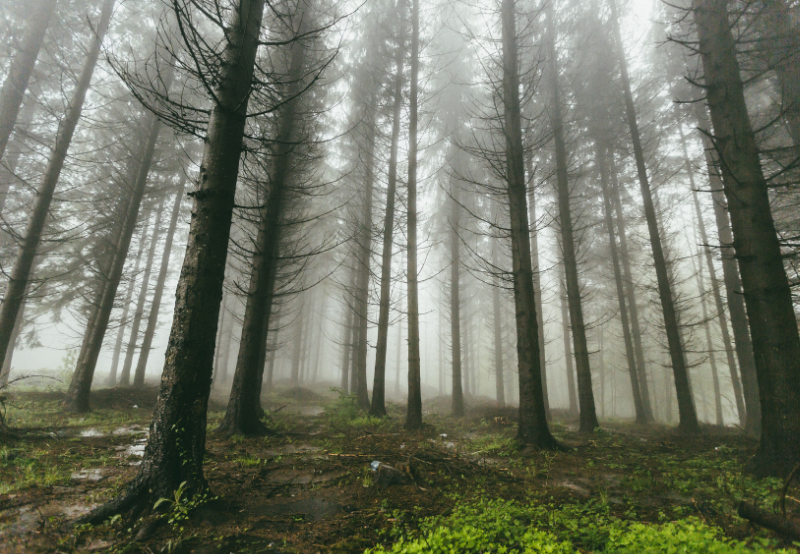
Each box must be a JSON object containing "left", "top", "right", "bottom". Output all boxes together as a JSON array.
[
  {"left": 500, "top": 0, "right": 557, "bottom": 448},
  {"left": 84, "top": 0, "right": 268, "bottom": 521},
  {"left": 691, "top": 0, "right": 800, "bottom": 476},
  {"left": 0, "top": 0, "right": 116, "bottom": 378}
]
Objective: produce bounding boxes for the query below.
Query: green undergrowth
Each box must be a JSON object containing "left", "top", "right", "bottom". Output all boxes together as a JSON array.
[{"left": 368, "top": 496, "right": 794, "bottom": 553}]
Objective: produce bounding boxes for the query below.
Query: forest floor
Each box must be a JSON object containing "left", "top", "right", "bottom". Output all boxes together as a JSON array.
[{"left": 0, "top": 383, "right": 798, "bottom": 553}]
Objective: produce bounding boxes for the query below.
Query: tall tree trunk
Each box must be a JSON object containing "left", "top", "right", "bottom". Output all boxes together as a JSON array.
[
  {"left": 450, "top": 175, "right": 465, "bottom": 416},
  {"left": 83, "top": 0, "right": 267, "bottom": 521},
  {"left": 692, "top": 0, "right": 800, "bottom": 475},
  {"left": 64, "top": 62, "right": 174, "bottom": 412},
  {"left": 134, "top": 175, "right": 186, "bottom": 387},
  {"left": 492, "top": 234, "right": 505, "bottom": 406},
  {"left": 404, "top": 0, "right": 423, "bottom": 430},
  {"left": 291, "top": 304, "right": 304, "bottom": 384},
  {"left": 546, "top": 2, "right": 597, "bottom": 432},
  {"left": 595, "top": 140, "right": 647, "bottom": 424},
  {"left": 216, "top": 293, "right": 233, "bottom": 385},
  {"left": 501, "top": 0, "right": 557, "bottom": 448},
  {"left": 218, "top": 21, "right": 307, "bottom": 434},
  {"left": 527, "top": 176, "right": 550, "bottom": 418},
  {"left": 559, "top": 268, "right": 578, "bottom": 416},
  {"left": 265, "top": 304, "right": 281, "bottom": 389},
  {"left": 0, "top": 0, "right": 115, "bottom": 374},
  {"left": 691, "top": 241, "right": 724, "bottom": 426},
  {"left": 354, "top": 121, "right": 376, "bottom": 410},
  {"left": 608, "top": 152, "right": 654, "bottom": 420},
  {"left": 120, "top": 198, "right": 166, "bottom": 387},
  {"left": 693, "top": 102, "right": 760, "bottom": 434},
  {"left": 370, "top": 50, "right": 403, "bottom": 417},
  {"left": 394, "top": 316, "right": 402, "bottom": 395},
  {"left": 340, "top": 294, "right": 354, "bottom": 392},
  {"left": 676, "top": 119, "right": 745, "bottom": 424},
  {"left": 0, "top": 0, "right": 55, "bottom": 163},
  {"left": 609, "top": 0, "right": 698, "bottom": 432},
  {"left": 107, "top": 222, "right": 148, "bottom": 387},
  {"left": 0, "top": 294, "right": 27, "bottom": 387}
]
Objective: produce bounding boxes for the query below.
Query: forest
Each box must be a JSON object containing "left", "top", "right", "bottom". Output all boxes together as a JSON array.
[{"left": 0, "top": 0, "right": 799, "bottom": 551}]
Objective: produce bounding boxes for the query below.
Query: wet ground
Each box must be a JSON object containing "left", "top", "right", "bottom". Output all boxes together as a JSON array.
[{"left": 0, "top": 385, "right": 798, "bottom": 553}]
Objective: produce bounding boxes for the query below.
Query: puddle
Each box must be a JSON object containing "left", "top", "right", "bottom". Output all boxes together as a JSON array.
[
  {"left": 71, "top": 469, "right": 106, "bottom": 482},
  {"left": 79, "top": 428, "right": 104, "bottom": 438},
  {"left": 251, "top": 498, "right": 339, "bottom": 521}
]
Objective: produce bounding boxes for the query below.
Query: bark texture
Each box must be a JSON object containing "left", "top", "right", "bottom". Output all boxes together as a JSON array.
[
  {"left": 693, "top": 0, "right": 800, "bottom": 475},
  {"left": 83, "top": 0, "right": 266, "bottom": 521}
]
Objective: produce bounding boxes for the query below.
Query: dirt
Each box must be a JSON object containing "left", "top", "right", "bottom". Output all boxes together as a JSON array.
[{"left": 0, "top": 389, "right": 798, "bottom": 553}]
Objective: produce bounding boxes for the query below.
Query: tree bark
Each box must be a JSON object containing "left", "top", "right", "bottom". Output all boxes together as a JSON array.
[
  {"left": 218, "top": 21, "right": 307, "bottom": 434},
  {"left": 693, "top": 102, "right": 760, "bottom": 434},
  {"left": 216, "top": 293, "right": 233, "bottom": 385},
  {"left": 559, "top": 266, "right": 578, "bottom": 416},
  {"left": 0, "top": 0, "right": 55, "bottom": 163},
  {"left": 404, "top": 0, "right": 423, "bottom": 431},
  {"left": 608, "top": 152, "right": 654, "bottom": 421},
  {"left": 0, "top": 294, "right": 27, "bottom": 387},
  {"left": 83, "top": 0, "right": 266, "bottom": 521},
  {"left": 0, "top": 99, "right": 37, "bottom": 216},
  {"left": 450, "top": 175, "right": 465, "bottom": 416},
  {"left": 527, "top": 176, "right": 550, "bottom": 419},
  {"left": 0, "top": 0, "right": 115, "bottom": 374},
  {"left": 692, "top": 0, "right": 800, "bottom": 476},
  {"left": 265, "top": 304, "right": 281, "bottom": 389},
  {"left": 595, "top": 140, "right": 647, "bottom": 424},
  {"left": 110, "top": 207, "right": 152, "bottom": 386},
  {"left": 119, "top": 198, "right": 166, "bottom": 387},
  {"left": 609, "top": 0, "right": 698, "bottom": 432},
  {"left": 676, "top": 118, "right": 745, "bottom": 425},
  {"left": 492, "top": 232, "right": 505, "bottom": 407},
  {"left": 370, "top": 48, "right": 404, "bottom": 417},
  {"left": 133, "top": 175, "right": 186, "bottom": 386},
  {"left": 546, "top": 2, "right": 597, "bottom": 432},
  {"left": 291, "top": 304, "right": 304, "bottom": 384},
  {"left": 692, "top": 242, "right": 724, "bottom": 426},
  {"left": 501, "top": 0, "right": 557, "bottom": 448}
]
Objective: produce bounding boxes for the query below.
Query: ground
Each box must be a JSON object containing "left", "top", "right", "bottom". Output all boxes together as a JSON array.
[{"left": 0, "top": 383, "right": 798, "bottom": 553}]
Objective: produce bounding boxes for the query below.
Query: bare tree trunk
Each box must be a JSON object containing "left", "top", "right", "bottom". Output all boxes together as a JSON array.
[
  {"left": 492, "top": 234, "right": 505, "bottom": 406},
  {"left": 265, "top": 304, "right": 281, "bottom": 389},
  {"left": 501, "top": 0, "right": 557, "bottom": 448},
  {"left": 83, "top": 0, "right": 267, "bottom": 521},
  {"left": 133, "top": 175, "right": 186, "bottom": 387},
  {"left": 546, "top": 2, "right": 597, "bottom": 432},
  {"left": 527, "top": 179, "right": 550, "bottom": 418},
  {"left": 0, "top": 296, "right": 26, "bottom": 387},
  {"left": 691, "top": 242, "right": 724, "bottom": 426},
  {"left": 595, "top": 140, "right": 647, "bottom": 424},
  {"left": 609, "top": 0, "right": 698, "bottom": 432},
  {"left": 370, "top": 49, "right": 403, "bottom": 417},
  {"left": 450, "top": 175, "right": 465, "bottom": 416},
  {"left": 608, "top": 153, "right": 653, "bottom": 421},
  {"left": 693, "top": 103, "right": 760, "bottom": 434},
  {"left": 692, "top": 0, "right": 800, "bottom": 475},
  {"left": 354, "top": 122, "right": 376, "bottom": 410},
  {"left": 559, "top": 269, "right": 578, "bottom": 416},
  {"left": 676, "top": 120, "right": 745, "bottom": 425},
  {"left": 340, "top": 293, "right": 354, "bottom": 392},
  {"left": 0, "top": 0, "right": 115, "bottom": 374},
  {"left": 108, "top": 220, "right": 148, "bottom": 387},
  {"left": 216, "top": 293, "right": 233, "bottom": 385},
  {"left": 404, "top": 0, "right": 423, "bottom": 431},
  {"left": 218, "top": 21, "right": 307, "bottom": 434},
  {"left": 394, "top": 316, "right": 402, "bottom": 395},
  {"left": 291, "top": 304, "right": 304, "bottom": 384},
  {"left": 120, "top": 198, "right": 166, "bottom": 387},
  {"left": 0, "top": 0, "right": 55, "bottom": 163}
]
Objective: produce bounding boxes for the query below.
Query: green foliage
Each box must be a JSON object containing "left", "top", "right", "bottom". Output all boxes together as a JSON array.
[
  {"left": 367, "top": 497, "right": 792, "bottom": 554},
  {"left": 323, "top": 389, "right": 393, "bottom": 432}
]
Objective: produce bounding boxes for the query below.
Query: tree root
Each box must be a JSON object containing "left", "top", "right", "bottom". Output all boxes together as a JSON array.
[{"left": 737, "top": 502, "right": 800, "bottom": 541}]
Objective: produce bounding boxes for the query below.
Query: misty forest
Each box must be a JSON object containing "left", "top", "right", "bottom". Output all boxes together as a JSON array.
[{"left": 0, "top": 0, "right": 799, "bottom": 551}]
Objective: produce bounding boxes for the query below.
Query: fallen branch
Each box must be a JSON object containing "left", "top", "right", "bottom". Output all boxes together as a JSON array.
[{"left": 738, "top": 501, "right": 800, "bottom": 541}]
